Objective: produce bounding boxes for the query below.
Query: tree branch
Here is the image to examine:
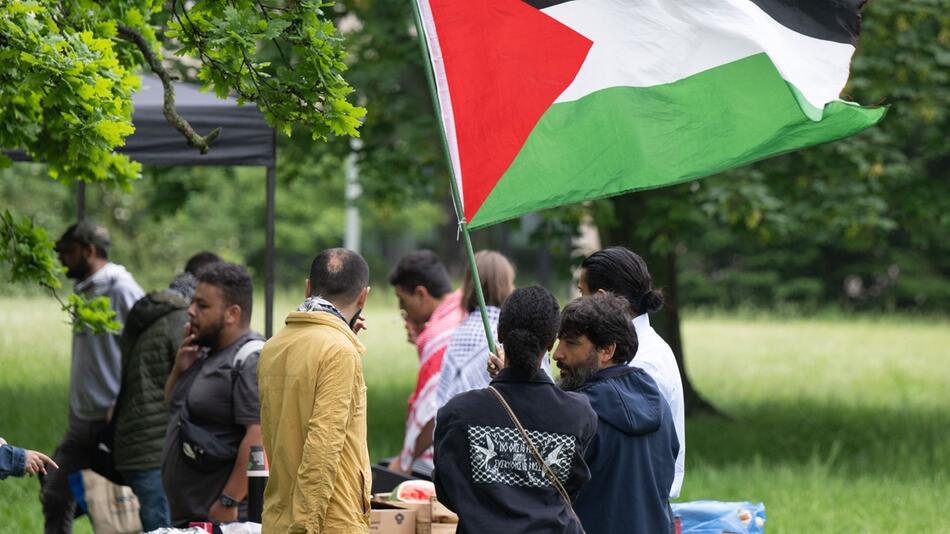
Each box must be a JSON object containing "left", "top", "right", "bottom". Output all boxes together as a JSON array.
[{"left": 116, "top": 24, "right": 220, "bottom": 154}]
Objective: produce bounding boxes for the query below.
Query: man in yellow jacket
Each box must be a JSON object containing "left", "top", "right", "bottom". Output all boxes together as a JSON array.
[{"left": 258, "top": 248, "right": 372, "bottom": 533}]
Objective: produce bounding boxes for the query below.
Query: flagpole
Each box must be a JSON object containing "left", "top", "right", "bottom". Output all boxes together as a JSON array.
[{"left": 409, "top": 0, "right": 498, "bottom": 356}]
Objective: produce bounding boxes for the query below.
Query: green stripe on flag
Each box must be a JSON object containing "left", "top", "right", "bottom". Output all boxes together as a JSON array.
[{"left": 469, "top": 53, "right": 885, "bottom": 228}]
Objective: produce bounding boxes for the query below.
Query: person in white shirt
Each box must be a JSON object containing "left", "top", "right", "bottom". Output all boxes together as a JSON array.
[{"left": 577, "top": 247, "right": 686, "bottom": 499}]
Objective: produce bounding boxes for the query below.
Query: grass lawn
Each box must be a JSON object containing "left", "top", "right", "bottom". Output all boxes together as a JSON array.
[{"left": 1, "top": 295, "right": 947, "bottom": 532}]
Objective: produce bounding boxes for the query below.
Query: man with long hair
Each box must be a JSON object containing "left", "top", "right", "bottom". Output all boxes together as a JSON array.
[{"left": 579, "top": 246, "right": 686, "bottom": 498}]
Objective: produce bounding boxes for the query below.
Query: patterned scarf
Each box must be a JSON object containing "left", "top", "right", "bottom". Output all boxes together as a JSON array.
[
  {"left": 297, "top": 296, "right": 347, "bottom": 323},
  {"left": 400, "top": 290, "right": 464, "bottom": 469}
]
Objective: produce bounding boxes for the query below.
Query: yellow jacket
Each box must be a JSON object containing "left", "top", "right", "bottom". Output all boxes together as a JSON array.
[{"left": 259, "top": 311, "right": 371, "bottom": 534}]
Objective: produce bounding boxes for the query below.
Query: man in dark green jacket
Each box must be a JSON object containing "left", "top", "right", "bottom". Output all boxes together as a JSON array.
[{"left": 111, "top": 252, "right": 219, "bottom": 531}]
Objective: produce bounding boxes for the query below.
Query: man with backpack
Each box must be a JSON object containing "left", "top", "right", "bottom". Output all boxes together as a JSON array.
[
  {"left": 161, "top": 262, "right": 264, "bottom": 526},
  {"left": 110, "top": 252, "right": 219, "bottom": 531}
]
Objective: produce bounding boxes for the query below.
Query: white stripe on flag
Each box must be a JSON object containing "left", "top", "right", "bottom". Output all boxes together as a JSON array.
[
  {"left": 415, "top": 0, "right": 465, "bottom": 209},
  {"left": 543, "top": 0, "right": 856, "bottom": 112}
]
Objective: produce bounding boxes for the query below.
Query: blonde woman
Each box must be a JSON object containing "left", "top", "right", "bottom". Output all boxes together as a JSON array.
[{"left": 437, "top": 250, "right": 525, "bottom": 409}]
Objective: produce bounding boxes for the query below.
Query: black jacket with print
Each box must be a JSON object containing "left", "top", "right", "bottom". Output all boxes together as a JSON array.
[{"left": 433, "top": 367, "right": 598, "bottom": 533}]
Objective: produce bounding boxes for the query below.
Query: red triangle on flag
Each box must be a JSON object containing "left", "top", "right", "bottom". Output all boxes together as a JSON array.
[{"left": 428, "top": 0, "right": 593, "bottom": 221}]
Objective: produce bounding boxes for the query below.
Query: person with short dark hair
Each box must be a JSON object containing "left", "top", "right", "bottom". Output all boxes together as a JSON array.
[
  {"left": 161, "top": 262, "right": 264, "bottom": 526},
  {"left": 434, "top": 286, "right": 597, "bottom": 533},
  {"left": 555, "top": 294, "right": 639, "bottom": 390},
  {"left": 555, "top": 294, "right": 678, "bottom": 534},
  {"left": 111, "top": 251, "right": 220, "bottom": 531},
  {"left": 388, "top": 250, "right": 454, "bottom": 303},
  {"left": 580, "top": 246, "right": 686, "bottom": 498},
  {"left": 184, "top": 252, "right": 224, "bottom": 278},
  {"left": 388, "top": 250, "right": 463, "bottom": 474},
  {"left": 44, "top": 220, "right": 144, "bottom": 534},
  {"left": 259, "top": 248, "right": 372, "bottom": 533}
]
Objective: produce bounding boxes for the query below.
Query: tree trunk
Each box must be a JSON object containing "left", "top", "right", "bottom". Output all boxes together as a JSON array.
[
  {"left": 600, "top": 194, "right": 722, "bottom": 417},
  {"left": 648, "top": 249, "right": 721, "bottom": 416}
]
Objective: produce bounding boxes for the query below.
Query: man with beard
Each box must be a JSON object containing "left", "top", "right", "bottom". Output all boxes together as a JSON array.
[
  {"left": 44, "top": 221, "right": 144, "bottom": 534},
  {"left": 111, "top": 251, "right": 220, "bottom": 531},
  {"left": 554, "top": 294, "right": 678, "bottom": 534},
  {"left": 579, "top": 247, "right": 686, "bottom": 498},
  {"left": 162, "top": 262, "right": 264, "bottom": 526}
]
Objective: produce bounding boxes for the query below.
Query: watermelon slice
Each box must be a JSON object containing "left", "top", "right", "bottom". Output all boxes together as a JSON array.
[{"left": 388, "top": 480, "right": 436, "bottom": 503}]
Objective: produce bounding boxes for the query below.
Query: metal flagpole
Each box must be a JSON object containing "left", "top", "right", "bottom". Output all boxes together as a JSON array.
[{"left": 409, "top": 0, "right": 498, "bottom": 355}]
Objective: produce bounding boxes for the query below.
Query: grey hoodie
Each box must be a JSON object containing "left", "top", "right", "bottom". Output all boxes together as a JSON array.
[{"left": 71, "top": 262, "right": 144, "bottom": 420}]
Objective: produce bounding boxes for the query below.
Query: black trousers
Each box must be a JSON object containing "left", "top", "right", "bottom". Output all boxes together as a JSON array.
[{"left": 40, "top": 412, "right": 107, "bottom": 534}]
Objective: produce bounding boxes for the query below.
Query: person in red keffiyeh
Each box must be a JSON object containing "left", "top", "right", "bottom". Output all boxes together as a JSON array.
[{"left": 388, "top": 251, "right": 463, "bottom": 474}]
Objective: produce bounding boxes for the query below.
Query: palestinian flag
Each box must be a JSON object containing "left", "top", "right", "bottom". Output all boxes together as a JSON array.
[{"left": 413, "top": 0, "right": 886, "bottom": 229}]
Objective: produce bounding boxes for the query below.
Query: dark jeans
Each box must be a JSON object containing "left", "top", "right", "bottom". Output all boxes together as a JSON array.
[
  {"left": 40, "top": 413, "right": 107, "bottom": 534},
  {"left": 121, "top": 468, "right": 171, "bottom": 532}
]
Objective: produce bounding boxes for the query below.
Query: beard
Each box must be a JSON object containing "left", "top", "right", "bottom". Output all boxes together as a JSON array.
[
  {"left": 66, "top": 261, "right": 91, "bottom": 281},
  {"left": 192, "top": 316, "right": 225, "bottom": 348},
  {"left": 556, "top": 351, "right": 599, "bottom": 391}
]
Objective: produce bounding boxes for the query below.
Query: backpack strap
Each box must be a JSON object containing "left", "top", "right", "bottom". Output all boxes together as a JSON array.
[
  {"left": 487, "top": 385, "right": 584, "bottom": 531},
  {"left": 233, "top": 339, "right": 265, "bottom": 371},
  {"left": 229, "top": 338, "right": 265, "bottom": 423}
]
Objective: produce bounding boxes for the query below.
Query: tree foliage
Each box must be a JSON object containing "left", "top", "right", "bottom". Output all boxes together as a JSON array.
[
  {"left": 0, "top": 210, "right": 61, "bottom": 289},
  {"left": 167, "top": 0, "right": 365, "bottom": 139},
  {"left": 0, "top": 2, "right": 142, "bottom": 188},
  {"left": 0, "top": 209, "right": 119, "bottom": 333},
  {"left": 324, "top": 0, "right": 447, "bottom": 205},
  {"left": 0, "top": 0, "right": 365, "bottom": 328}
]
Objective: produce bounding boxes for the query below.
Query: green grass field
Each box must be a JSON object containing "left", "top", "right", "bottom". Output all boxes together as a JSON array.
[{"left": 1, "top": 296, "right": 947, "bottom": 532}]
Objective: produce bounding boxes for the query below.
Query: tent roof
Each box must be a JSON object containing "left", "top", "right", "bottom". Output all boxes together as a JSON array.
[{"left": 6, "top": 74, "right": 275, "bottom": 167}]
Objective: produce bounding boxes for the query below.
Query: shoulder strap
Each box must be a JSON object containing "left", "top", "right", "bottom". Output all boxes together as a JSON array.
[
  {"left": 233, "top": 339, "right": 265, "bottom": 370},
  {"left": 487, "top": 386, "right": 584, "bottom": 530}
]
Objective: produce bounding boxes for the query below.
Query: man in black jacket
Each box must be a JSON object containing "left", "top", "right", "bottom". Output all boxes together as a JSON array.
[
  {"left": 112, "top": 252, "right": 219, "bottom": 531},
  {"left": 554, "top": 294, "right": 679, "bottom": 534},
  {"left": 434, "top": 287, "right": 597, "bottom": 533}
]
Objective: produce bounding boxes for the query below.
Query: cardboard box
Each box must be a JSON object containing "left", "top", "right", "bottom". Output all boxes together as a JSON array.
[
  {"left": 430, "top": 497, "right": 459, "bottom": 532},
  {"left": 371, "top": 501, "right": 417, "bottom": 534},
  {"left": 373, "top": 494, "right": 458, "bottom": 534}
]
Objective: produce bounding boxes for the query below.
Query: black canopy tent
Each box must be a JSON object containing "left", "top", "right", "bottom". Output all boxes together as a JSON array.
[{"left": 7, "top": 74, "right": 279, "bottom": 336}]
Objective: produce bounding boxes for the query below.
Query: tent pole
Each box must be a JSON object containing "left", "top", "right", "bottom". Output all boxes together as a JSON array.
[
  {"left": 410, "top": 0, "right": 496, "bottom": 355},
  {"left": 77, "top": 182, "right": 86, "bottom": 221},
  {"left": 265, "top": 164, "right": 276, "bottom": 338}
]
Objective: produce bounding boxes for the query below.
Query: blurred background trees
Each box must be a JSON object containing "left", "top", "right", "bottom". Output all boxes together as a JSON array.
[{"left": 1, "top": 0, "right": 946, "bottom": 409}]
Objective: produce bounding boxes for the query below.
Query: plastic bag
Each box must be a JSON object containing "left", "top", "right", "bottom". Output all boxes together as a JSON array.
[
  {"left": 672, "top": 501, "right": 766, "bottom": 533},
  {"left": 68, "top": 469, "right": 142, "bottom": 534},
  {"left": 219, "top": 523, "right": 262, "bottom": 534},
  {"left": 145, "top": 523, "right": 261, "bottom": 534}
]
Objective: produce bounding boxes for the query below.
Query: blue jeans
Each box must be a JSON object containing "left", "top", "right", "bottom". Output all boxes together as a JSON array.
[{"left": 120, "top": 468, "right": 170, "bottom": 532}]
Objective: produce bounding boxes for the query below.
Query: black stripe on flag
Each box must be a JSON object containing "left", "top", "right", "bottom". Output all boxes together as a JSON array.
[
  {"left": 522, "top": 0, "right": 862, "bottom": 46},
  {"left": 746, "top": 0, "right": 864, "bottom": 45},
  {"left": 522, "top": 0, "right": 575, "bottom": 9}
]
